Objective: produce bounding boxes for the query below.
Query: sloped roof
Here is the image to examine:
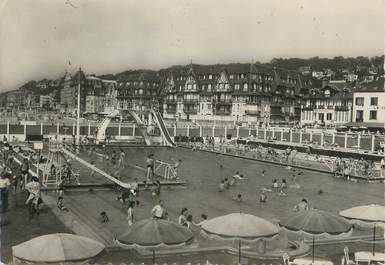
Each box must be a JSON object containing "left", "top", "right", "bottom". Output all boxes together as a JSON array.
[
  {"left": 72, "top": 68, "right": 86, "bottom": 82},
  {"left": 355, "top": 77, "right": 384, "bottom": 92}
]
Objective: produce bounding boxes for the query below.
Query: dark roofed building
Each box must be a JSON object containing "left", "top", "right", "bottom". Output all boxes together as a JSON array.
[
  {"left": 159, "top": 62, "right": 309, "bottom": 124},
  {"left": 116, "top": 70, "right": 162, "bottom": 112}
]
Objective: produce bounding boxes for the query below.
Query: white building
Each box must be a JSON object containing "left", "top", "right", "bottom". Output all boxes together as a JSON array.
[
  {"left": 301, "top": 84, "right": 353, "bottom": 126},
  {"left": 352, "top": 78, "right": 385, "bottom": 126}
]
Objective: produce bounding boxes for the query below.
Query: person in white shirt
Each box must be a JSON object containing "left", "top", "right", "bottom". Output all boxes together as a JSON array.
[
  {"left": 25, "top": 177, "right": 41, "bottom": 216},
  {"left": 151, "top": 200, "right": 164, "bottom": 219},
  {"left": 118, "top": 149, "right": 125, "bottom": 169}
]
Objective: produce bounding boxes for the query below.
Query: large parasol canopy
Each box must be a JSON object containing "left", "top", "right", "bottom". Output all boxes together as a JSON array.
[
  {"left": 201, "top": 213, "right": 279, "bottom": 263},
  {"left": 280, "top": 209, "right": 353, "bottom": 262},
  {"left": 12, "top": 233, "right": 105, "bottom": 263},
  {"left": 117, "top": 218, "right": 194, "bottom": 264}
]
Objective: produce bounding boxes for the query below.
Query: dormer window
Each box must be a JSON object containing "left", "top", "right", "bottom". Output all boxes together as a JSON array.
[{"left": 325, "top": 89, "right": 330, "bottom": 98}]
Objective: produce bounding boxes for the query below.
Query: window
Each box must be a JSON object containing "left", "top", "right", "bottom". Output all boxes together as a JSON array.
[
  {"left": 208, "top": 84, "right": 212, "bottom": 91},
  {"left": 209, "top": 74, "right": 212, "bottom": 80},
  {"left": 355, "top": 97, "right": 364, "bottom": 106},
  {"left": 229, "top": 75, "right": 234, "bottom": 79},
  {"left": 207, "top": 104, "right": 211, "bottom": 109},
  {"left": 326, "top": 113, "right": 332, "bottom": 120},
  {"left": 370, "top": 97, "right": 378, "bottom": 106},
  {"left": 356, "top": 110, "right": 363, "bottom": 122},
  {"left": 370, "top": 110, "right": 377, "bottom": 120},
  {"left": 243, "top": 83, "right": 248, "bottom": 91},
  {"left": 235, "top": 84, "right": 240, "bottom": 90}
]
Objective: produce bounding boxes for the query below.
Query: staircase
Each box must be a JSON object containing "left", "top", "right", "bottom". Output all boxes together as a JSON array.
[
  {"left": 128, "top": 111, "right": 152, "bottom": 145},
  {"left": 96, "top": 110, "right": 120, "bottom": 142}
]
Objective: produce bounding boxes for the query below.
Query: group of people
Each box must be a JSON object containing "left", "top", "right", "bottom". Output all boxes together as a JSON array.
[
  {"left": 271, "top": 179, "right": 287, "bottom": 195},
  {"left": 178, "top": 207, "right": 207, "bottom": 228},
  {"left": 333, "top": 156, "right": 378, "bottom": 180},
  {"left": 0, "top": 138, "right": 43, "bottom": 219},
  {"left": 218, "top": 171, "right": 246, "bottom": 192},
  {"left": 149, "top": 200, "right": 208, "bottom": 229}
]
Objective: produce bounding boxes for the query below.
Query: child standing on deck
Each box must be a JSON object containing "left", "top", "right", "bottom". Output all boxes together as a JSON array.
[
  {"left": 118, "top": 149, "right": 125, "bottom": 168},
  {"left": 127, "top": 201, "right": 135, "bottom": 226},
  {"left": 146, "top": 154, "right": 155, "bottom": 186}
]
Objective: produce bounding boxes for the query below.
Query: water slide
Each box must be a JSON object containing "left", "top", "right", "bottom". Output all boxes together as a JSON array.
[
  {"left": 151, "top": 110, "right": 176, "bottom": 147},
  {"left": 61, "top": 147, "right": 133, "bottom": 189},
  {"left": 128, "top": 111, "right": 152, "bottom": 146}
]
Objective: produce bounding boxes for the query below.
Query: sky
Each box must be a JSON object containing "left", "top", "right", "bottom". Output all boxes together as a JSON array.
[{"left": 0, "top": 0, "right": 383, "bottom": 91}]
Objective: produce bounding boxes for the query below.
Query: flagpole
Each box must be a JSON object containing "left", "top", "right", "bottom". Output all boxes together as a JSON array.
[{"left": 76, "top": 67, "right": 81, "bottom": 145}]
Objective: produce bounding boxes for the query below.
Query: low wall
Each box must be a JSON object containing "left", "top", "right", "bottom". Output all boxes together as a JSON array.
[{"left": 1, "top": 123, "right": 384, "bottom": 153}]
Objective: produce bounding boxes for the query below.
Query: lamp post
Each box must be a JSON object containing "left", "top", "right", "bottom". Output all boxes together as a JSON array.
[{"left": 76, "top": 67, "right": 81, "bottom": 145}]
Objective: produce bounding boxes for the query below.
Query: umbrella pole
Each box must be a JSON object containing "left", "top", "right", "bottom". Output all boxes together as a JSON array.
[
  {"left": 372, "top": 223, "right": 376, "bottom": 256},
  {"left": 238, "top": 240, "right": 241, "bottom": 263},
  {"left": 153, "top": 249, "right": 155, "bottom": 264},
  {"left": 312, "top": 235, "right": 315, "bottom": 263}
]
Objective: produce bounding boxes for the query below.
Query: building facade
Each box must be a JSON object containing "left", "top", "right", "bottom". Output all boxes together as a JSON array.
[
  {"left": 161, "top": 63, "right": 311, "bottom": 125},
  {"left": 60, "top": 69, "right": 115, "bottom": 115},
  {"left": 352, "top": 78, "right": 385, "bottom": 125},
  {"left": 300, "top": 81, "right": 353, "bottom": 126},
  {"left": 116, "top": 70, "right": 161, "bottom": 112}
]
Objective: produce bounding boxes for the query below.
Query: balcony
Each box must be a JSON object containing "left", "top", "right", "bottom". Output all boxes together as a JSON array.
[
  {"left": 165, "top": 99, "right": 177, "bottom": 104},
  {"left": 215, "top": 110, "right": 231, "bottom": 115},
  {"left": 183, "top": 99, "right": 199, "bottom": 105},
  {"left": 245, "top": 99, "right": 260, "bottom": 105},
  {"left": 335, "top": 106, "right": 350, "bottom": 112},
  {"left": 302, "top": 105, "right": 315, "bottom": 111},
  {"left": 214, "top": 99, "right": 232, "bottom": 105},
  {"left": 245, "top": 110, "right": 260, "bottom": 116}
]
